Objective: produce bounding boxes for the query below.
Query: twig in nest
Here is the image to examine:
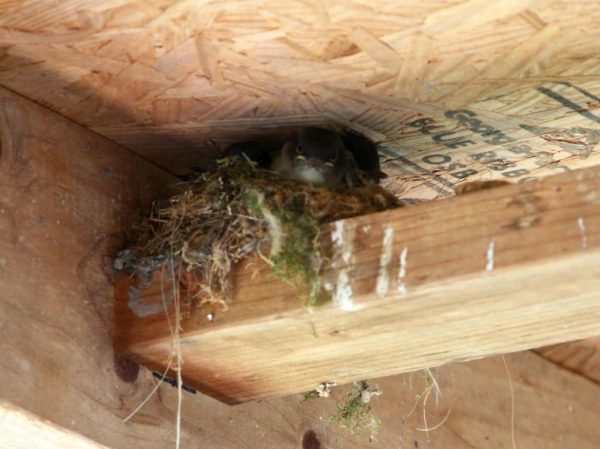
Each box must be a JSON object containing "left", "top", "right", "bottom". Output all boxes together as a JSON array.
[{"left": 128, "top": 156, "right": 399, "bottom": 309}]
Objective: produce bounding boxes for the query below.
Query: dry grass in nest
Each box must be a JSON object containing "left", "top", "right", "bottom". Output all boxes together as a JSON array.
[{"left": 129, "top": 156, "right": 399, "bottom": 307}]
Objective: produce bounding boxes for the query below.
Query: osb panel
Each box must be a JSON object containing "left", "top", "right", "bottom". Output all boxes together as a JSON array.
[{"left": 1, "top": 0, "right": 600, "bottom": 185}]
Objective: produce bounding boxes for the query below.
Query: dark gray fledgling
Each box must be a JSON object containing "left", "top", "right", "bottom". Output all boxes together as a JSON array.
[
  {"left": 271, "top": 127, "right": 362, "bottom": 189},
  {"left": 341, "top": 130, "right": 386, "bottom": 183},
  {"left": 224, "top": 141, "right": 275, "bottom": 168}
]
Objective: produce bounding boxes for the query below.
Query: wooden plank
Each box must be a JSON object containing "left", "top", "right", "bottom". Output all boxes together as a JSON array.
[
  {"left": 0, "top": 86, "right": 597, "bottom": 448},
  {"left": 298, "top": 352, "right": 600, "bottom": 449},
  {"left": 0, "top": 401, "right": 110, "bottom": 449},
  {"left": 0, "top": 86, "right": 191, "bottom": 448},
  {"left": 537, "top": 337, "right": 600, "bottom": 384},
  {"left": 6, "top": 350, "right": 597, "bottom": 449},
  {"left": 180, "top": 351, "right": 600, "bottom": 449},
  {"left": 115, "top": 162, "right": 600, "bottom": 403}
]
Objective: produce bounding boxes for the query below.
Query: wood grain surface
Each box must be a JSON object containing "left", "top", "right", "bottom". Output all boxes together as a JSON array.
[
  {"left": 115, "top": 160, "right": 600, "bottom": 403},
  {"left": 1, "top": 1, "right": 600, "bottom": 177},
  {"left": 537, "top": 337, "right": 600, "bottom": 384},
  {"left": 0, "top": 69, "right": 599, "bottom": 449}
]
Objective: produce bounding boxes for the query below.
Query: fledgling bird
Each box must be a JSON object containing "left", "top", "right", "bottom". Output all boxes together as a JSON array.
[
  {"left": 340, "top": 129, "right": 386, "bottom": 184},
  {"left": 271, "top": 127, "right": 363, "bottom": 189},
  {"left": 224, "top": 127, "right": 385, "bottom": 189}
]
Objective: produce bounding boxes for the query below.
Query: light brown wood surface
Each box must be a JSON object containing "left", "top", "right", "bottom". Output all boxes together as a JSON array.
[
  {"left": 0, "top": 86, "right": 184, "bottom": 448},
  {"left": 537, "top": 337, "right": 600, "bottom": 384},
  {"left": 0, "top": 401, "right": 111, "bottom": 449},
  {"left": 1, "top": 1, "right": 600, "bottom": 445},
  {"left": 115, "top": 161, "right": 600, "bottom": 403},
  {"left": 0, "top": 72, "right": 598, "bottom": 449},
  {"left": 1, "top": 1, "right": 600, "bottom": 178}
]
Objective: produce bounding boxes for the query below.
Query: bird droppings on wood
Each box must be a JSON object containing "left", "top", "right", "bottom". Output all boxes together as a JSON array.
[
  {"left": 578, "top": 217, "right": 588, "bottom": 249},
  {"left": 486, "top": 241, "right": 495, "bottom": 272},
  {"left": 302, "top": 382, "right": 339, "bottom": 402},
  {"left": 375, "top": 225, "right": 394, "bottom": 297},
  {"left": 398, "top": 246, "right": 409, "bottom": 295},
  {"left": 331, "top": 220, "right": 356, "bottom": 311}
]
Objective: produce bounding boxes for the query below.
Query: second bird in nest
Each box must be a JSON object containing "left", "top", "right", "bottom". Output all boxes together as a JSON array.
[{"left": 226, "top": 127, "right": 385, "bottom": 189}]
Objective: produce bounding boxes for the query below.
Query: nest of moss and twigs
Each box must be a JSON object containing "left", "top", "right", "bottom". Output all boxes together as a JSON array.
[{"left": 126, "top": 156, "right": 398, "bottom": 308}]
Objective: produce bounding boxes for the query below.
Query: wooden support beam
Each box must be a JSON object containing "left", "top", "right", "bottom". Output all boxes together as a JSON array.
[
  {"left": 0, "top": 86, "right": 195, "bottom": 448},
  {"left": 115, "top": 160, "right": 600, "bottom": 403},
  {"left": 0, "top": 86, "right": 599, "bottom": 449}
]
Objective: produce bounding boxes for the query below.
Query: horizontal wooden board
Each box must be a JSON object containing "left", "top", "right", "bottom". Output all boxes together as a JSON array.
[
  {"left": 0, "top": 76, "right": 599, "bottom": 449},
  {"left": 115, "top": 161, "right": 600, "bottom": 403}
]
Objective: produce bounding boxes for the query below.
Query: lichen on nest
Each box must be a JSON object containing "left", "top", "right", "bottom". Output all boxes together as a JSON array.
[{"left": 128, "top": 156, "right": 398, "bottom": 308}]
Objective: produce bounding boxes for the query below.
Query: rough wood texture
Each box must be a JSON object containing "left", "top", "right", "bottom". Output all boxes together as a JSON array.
[
  {"left": 1, "top": 1, "right": 600, "bottom": 180},
  {"left": 537, "top": 337, "right": 600, "bottom": 384},
  {"left": 304, "top": 352, "right": 600, "bottom": 449},
  {"left": 115, "top": 162, "right": 600, "bottom": 403},
  {"left": 0, "top": 86, "right": 185, "bottom": 448},
  {"left": 0, "top": 401, "right": 110, "bottom": 449},
  {"left": 1, "top": 87, "right": 597, "bottom": 448},
  {"left": 159, "top": 351, "right": 600, "bottom": 449}
]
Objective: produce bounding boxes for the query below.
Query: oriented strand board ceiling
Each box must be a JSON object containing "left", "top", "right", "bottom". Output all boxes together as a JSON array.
[{"left": 1, "top": 0, "right": 600, "bottom": 177}]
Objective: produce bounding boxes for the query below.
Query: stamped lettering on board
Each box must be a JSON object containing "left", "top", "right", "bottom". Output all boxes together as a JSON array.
[{"left": 380, "top": 83, "right": 600, "bottom": 200}]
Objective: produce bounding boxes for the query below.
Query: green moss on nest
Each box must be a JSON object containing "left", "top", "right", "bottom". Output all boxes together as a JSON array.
[{"left": 270, "top": 212, "right": 321, "bottom": 303}]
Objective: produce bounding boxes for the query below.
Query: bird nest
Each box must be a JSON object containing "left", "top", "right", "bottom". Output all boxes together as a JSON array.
[{"left": 123, "top": 156, "right": 399, "bottom": 308}]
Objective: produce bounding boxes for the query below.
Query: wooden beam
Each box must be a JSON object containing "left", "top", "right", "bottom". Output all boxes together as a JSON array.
[
  {"left": 115, "top": 160, "right": 600, "bottom": 403},
  {"left": 0, "top": 86, "right": 194, "bottom": 448},
  {"left": 0, "top": 401, "right": 110, "bottom": 449},
  {"left": 0, "top": 85, "right": 599, "bottom": 449}
]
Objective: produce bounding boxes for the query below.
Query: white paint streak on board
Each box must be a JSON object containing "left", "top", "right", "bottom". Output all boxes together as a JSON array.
[
  {"left": 486, "top": 241, "right": 495, "bottom": 272},
  {"left": 376, "top": 225, "right": 394, "bottom": 297},
  {"left": 398, "top": 246, "right": 408, "bottom": 294},
  {"left": 334, "top": 271, "right": 354, "bottom": 311},
  {"left": 578, "top": 216, "right": 588, "bottom": 249},
  {"left": 331, "top": 220, "right": 345, "bottom": 247},
  {"left": 331, "top": 220, "right": 355, "bottom": 311}
]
